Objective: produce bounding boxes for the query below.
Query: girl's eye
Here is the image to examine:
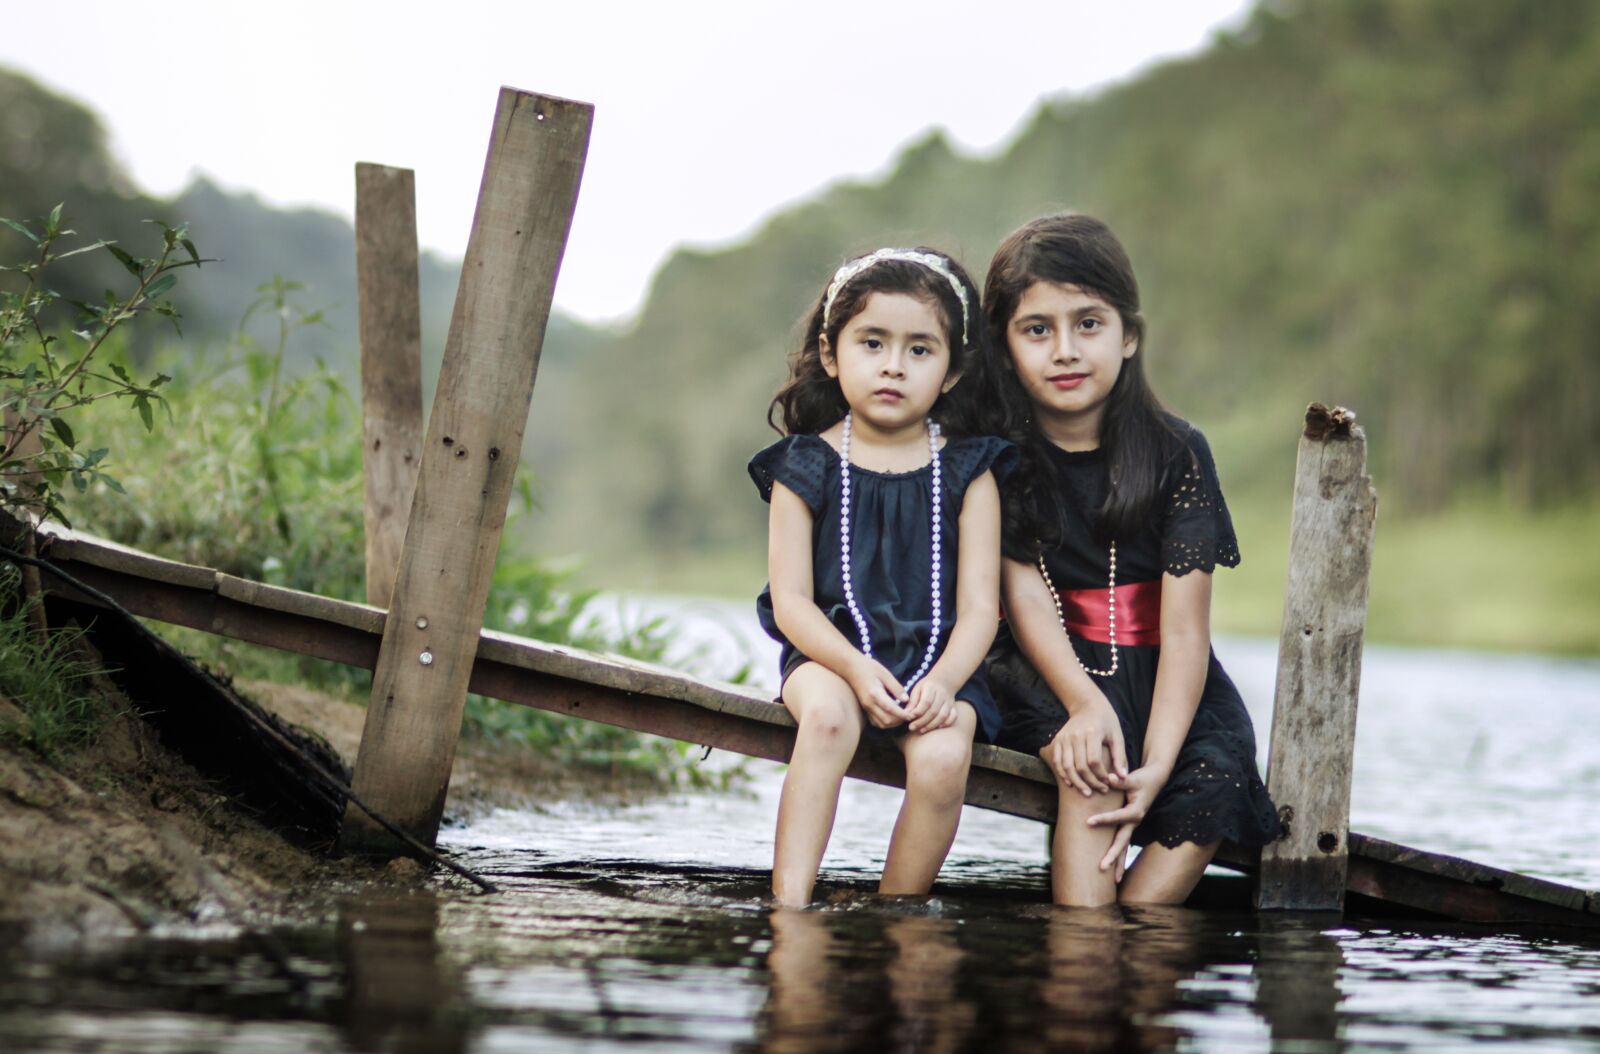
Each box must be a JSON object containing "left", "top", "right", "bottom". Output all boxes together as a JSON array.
[
  {"left": 910, "top": 344, "right": 932, "bottom": 357},
  {"left": 864, "top": 337, "right": 883, "bottom": 349},
  {"left": 1025, "top": 323, "right": 1048, "bottom": 337},
  {"left": 1080, "top": 317, "right": 1101, "bottom": 331}
]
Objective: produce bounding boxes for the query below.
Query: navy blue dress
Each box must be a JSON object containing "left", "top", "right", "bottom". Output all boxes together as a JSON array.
[
  {"left": 750, "top": 433, "right": 1017, "bottom": 744},
  {"left": 987, "top": 425, "right": 1281, "bottom": 849}
]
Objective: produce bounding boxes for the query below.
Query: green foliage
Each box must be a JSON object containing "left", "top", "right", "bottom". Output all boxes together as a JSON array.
[
  {"left": 511, "top": 0, "right": 1600, "bottom": 656},
  {"left": 64, "top": 284, "right": 738, "bottom": 785},
  {"left": 0, "top": 568, "right": 109, "bottom": 755},
  {"left": 0, "top": 206, "right": 199, "bottom": 524}
]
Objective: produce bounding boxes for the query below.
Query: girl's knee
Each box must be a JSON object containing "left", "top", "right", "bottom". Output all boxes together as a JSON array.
[
  {"left": 905, "top": 729, "right": 974, "bottom": 803},
  {"left": 789, "top": 687, "right": 863, "bottom": 750},
  {"left": 1056, "top": 780, "right": 1121, "bottom": 820}
]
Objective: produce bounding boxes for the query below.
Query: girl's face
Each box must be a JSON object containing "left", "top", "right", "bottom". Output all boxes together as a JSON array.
[
  {"left": 1005, "top": 280, "right": 1137, "bottom": 442},
  {"left": 823, "top": 291, "right": 956, "bottom": 436}
]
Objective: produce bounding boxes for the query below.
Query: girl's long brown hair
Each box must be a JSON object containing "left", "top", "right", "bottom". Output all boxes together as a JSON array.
[{"left": 978, "top": 214, "right": 1184, "bottom": 555}]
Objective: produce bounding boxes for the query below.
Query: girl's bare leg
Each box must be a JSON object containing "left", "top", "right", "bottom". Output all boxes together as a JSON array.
[
  {"left": 773, "top": 662, "right": 865, "bottom": 906},
  {"left": 880, "top": 703, "right": 976, "bottom": 895},
  {"left": 1052, "top": 778, "right": 1123, "bottom": 907},
  {"left": 1118, "top": 840, "right": 1218, "bottom": 905}
]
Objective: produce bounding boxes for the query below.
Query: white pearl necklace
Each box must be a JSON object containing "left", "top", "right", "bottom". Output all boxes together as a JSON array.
[
  {"left": 838, "top": 411, "right": 944, "bottom": 695},
  {"left": 1037, "top": 540, "right": 1119, "bottom": 677}
]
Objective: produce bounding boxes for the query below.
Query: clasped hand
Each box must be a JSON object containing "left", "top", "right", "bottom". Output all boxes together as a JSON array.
[
  {"left": 1041, "top": 697, "right": 1129, "bottom": 797},
  {"left": 846, "top": 658, "right": 957, "bottom": 733}
]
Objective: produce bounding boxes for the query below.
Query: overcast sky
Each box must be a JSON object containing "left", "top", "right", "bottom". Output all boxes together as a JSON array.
[{"left": 3, "top": 0, "right": 1252, "bottom": 321}]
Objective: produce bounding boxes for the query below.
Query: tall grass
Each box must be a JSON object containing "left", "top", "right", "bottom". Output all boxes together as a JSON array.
[{"left": 0, "top": 568, "right": 108, "bottom": 756}]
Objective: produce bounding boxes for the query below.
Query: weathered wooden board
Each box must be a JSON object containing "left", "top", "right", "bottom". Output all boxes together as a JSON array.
[
  {"left": 354, "top": 162, "right": 426, "bottom": 609},
  {"left": 1257, "top": 405, "right": 1378, "bottom": 911},
  {"left": 29, "top": 525, "right": 1600, "bottom": 926},
  {"left": 341, "top": 88, "right": 594, "bottom": 856}
]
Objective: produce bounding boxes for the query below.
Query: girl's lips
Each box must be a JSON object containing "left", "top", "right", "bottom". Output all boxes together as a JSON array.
[
  {"left": 1048, "top": 374, "right": 1088, "bottom": 390},
  {"left": 873, "top": 388, "right": 904, "bottom": 400}
]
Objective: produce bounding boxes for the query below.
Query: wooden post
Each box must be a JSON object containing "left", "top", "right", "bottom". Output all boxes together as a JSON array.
[
  {"left": 354, "top": 162, "right": 425, "bottom": 609},
  {"left": 339, "top": 88, "right": 592, "bottom": 856},
  {"left": 1257, "top": 404, "right": 1378, "bottom": 910}
]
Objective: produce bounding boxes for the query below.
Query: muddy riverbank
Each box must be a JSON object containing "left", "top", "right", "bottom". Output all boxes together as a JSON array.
[{"left": 0, "top": 675, "right": 662, "bottom": 949}]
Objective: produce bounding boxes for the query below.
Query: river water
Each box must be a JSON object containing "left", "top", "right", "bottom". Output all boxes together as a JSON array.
[{"left": 3, "top": 599, "right": 1599, "bottom": 1052}]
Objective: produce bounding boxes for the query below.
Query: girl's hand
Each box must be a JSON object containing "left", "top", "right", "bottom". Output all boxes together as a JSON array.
[
  {"left": 905, "top": 677, "right": 958, "bottom": 733},
  {"left": 1087, "top": 763, "right": 1171, "bottom": 881},
  {"left": 1041, "top": 696, "right": 1129, "bottom": 798},
  {"left": 847, "top": 657, "right": 909, "bottom": 729}
]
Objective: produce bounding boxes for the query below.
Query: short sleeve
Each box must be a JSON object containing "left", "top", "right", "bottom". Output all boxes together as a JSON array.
[
  {"left": 944, "top": 436, "right": 1019, "bottom": 504},
  {"left": 748, "top": 434, "right": 830, "bottom": 513},
  {"left": 1160, "top": 427, "right": 1241, "bottom": 576}
]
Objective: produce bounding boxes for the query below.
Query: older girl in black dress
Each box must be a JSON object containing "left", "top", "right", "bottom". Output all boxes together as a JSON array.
[
  {"left": 980, "top": 215, "right": 1279, "bottom": 906},
  {"left": 751, "top": 248, "right": 1014, "bottom": 907}
]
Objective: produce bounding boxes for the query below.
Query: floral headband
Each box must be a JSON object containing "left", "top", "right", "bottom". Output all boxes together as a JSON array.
[{"left": 820, "top": 248, "right": 970, "bottom": 348}]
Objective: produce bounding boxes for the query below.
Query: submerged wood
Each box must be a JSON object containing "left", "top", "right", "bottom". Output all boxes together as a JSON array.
[
  {"left": 1257, "top": 404, "right": 1378, "bottom": 911},
  {"left": 33, "top": 524, "right": 1600, "bottom": 927},
  {"left": 343, "top": 89, "right": 594, "bottom": 857}
]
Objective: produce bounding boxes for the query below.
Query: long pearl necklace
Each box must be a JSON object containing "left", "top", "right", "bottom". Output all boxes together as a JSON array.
[
  {"left": 1038, "top": 541, "right": 1119, "bottom": 677},
  {"left": 838, "top": 411, "right": 943, "bottom": 694}
]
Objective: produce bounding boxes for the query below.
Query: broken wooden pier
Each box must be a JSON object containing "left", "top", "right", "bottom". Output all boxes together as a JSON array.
[{"left": 16, "top": 84, "right": 1598, "bottom": 928}]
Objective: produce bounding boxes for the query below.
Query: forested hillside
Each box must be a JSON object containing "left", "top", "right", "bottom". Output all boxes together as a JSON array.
[
  {"left": 0, "top": 67, "right": 464, "bottom": 368},
  {"left": 524, "top": 0, "right": 1600, "bottom": 574}
]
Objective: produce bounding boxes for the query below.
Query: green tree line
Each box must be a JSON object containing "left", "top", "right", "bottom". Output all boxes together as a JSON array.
[{"left": 525, "top": 0, "right": 1600, "bottom": 569}]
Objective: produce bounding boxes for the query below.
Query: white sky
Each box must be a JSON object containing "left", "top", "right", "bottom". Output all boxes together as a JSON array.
[{"left": 2, "top": 0, "right": 1252, "bottom": 322}]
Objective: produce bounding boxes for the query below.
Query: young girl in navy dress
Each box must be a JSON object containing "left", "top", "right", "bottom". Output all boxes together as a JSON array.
[
  {"left": 750, "top": 247, "right": 1015, "bottom": 907},
  {"left": 980, "top": 214, "right": 1280, "bottom": 907}
]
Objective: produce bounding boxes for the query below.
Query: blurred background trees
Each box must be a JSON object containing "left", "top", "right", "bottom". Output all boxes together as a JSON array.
[{"left": 4, "top": 0, "right": 1596, "bottom": 650}]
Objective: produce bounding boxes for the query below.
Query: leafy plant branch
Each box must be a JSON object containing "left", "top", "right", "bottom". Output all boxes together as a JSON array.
[{"left": 0, "top": 205, "right": 210, "bottom": 525}]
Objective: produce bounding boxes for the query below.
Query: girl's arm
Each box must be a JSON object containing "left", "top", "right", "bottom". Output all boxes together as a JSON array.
[
  {"left": 1001, "top": 558, "right": 1129, "bottom": 794},
  {"left": 1086, "top": 569, "right": 1212, "bottom": 870},
  {"left": 1141, "top": 570, "right": 1212, "bottom": 773},
  {"left": 768, "top": 481, "right": 908, "bottom": 727},
  {"left": 905, "top": 470, "right": 1001, "bottom": 732}
]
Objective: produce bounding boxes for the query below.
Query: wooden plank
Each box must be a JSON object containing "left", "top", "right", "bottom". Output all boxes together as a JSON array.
[
  {"left": 216, "top": 573, "right": 386, "bottom": 635},
  {"left": 340, "top": 88, "right": 593, "bottom": 857},
  {"left": 33, "top": 538, "right": 1600, "bottom": 926},
  {"left": 37, "top": 521, "right": 218, "bottom": 592},
  {"left": 468, "top": 658, "right": 1059, "bottom": 819},
  {"left": 355, "top": 162, "right": 426, "bottom": 609},
  {"left": 1257, "top": 404, "right": 1379, "bottom": 911},
  {"left": 1348, "top": 833, "right": 1598, "bottom": 916}
]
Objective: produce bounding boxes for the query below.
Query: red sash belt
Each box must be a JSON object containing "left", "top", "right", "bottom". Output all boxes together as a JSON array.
[{"left": 1061, "top": 579, "right": 1162, "bottom": 646}]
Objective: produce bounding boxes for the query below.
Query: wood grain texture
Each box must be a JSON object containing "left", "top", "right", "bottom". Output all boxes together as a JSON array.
[
  {"left": 354, "top": 163, "right": 425, "bottom": 609},
  {"left": 1257, "top": 405, "right": 1379, "bottom": 910},
  {"left": 340, "top": 88, "right": 593, "bottom": 855}
]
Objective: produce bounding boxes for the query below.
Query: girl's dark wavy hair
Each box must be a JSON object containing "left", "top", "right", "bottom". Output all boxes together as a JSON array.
[
  {"left": 768, "top": 248, "right": 986, "bottom": 437},
  {"left": 975, "top": 214, "right": 1184, "bottom": 556}
]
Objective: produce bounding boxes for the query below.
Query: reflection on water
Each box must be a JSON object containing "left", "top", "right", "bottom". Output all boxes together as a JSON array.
[
  {"left": 338, "top": 896, "right": 470, "bottom": 1054},
  {"left": 3, "top": 607, "right": 1599, "bottom": 1051},
  {"left": 5, "top": 859, "right": 1599, "bottom": 1052}
]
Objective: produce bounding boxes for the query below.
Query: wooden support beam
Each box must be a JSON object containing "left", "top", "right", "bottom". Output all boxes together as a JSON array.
[
  {"left": 340, "top": 88, "right": 593, "bottom": 856},
  {"left": 1257, "top": 404, "right": 1379, "bottom": 911},
  {"left": 354, "top": 163, "right": 426, "bottom": 609},
  {"left": 30, "top": 524, "right": 1600, "bottom": 927}
]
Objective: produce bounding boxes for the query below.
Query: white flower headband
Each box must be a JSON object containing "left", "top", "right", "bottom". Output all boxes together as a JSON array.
[{"left": 820, "top": 247, "right": 970, "bottom": 348}]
